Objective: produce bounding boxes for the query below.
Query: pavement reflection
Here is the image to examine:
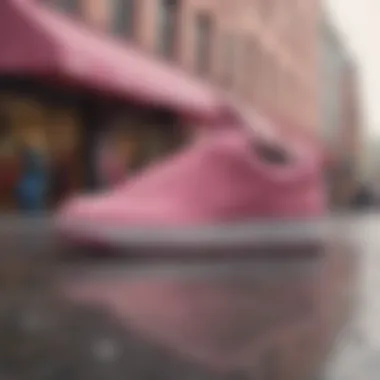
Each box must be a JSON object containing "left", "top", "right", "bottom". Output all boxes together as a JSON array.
[{"left": 325, "top": 213, "right": 380, "bottom": 380}]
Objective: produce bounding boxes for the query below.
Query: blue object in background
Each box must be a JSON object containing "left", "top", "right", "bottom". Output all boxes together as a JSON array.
[{"left": 16, "top": 148, "right": 48, "bottom": 213}]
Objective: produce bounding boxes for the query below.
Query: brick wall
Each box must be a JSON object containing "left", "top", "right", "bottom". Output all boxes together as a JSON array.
[
  {"left": 47, "top": 0, "right": 321, "bottom": 133},
  {"left": 340, "top": 61, "right": 362, "bottom": 166}
]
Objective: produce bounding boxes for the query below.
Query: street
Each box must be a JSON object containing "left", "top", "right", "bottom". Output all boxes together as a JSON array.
[{"left": 325, "top": 214, "right": 380, "bottom": 379}]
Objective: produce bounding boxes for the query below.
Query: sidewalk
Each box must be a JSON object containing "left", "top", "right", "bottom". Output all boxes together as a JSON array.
[{"left": 325, "top": 214, "right": 380, "bottom": 379}]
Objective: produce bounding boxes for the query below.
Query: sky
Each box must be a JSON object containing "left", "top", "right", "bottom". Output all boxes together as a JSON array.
[{"left": 325, "top": 0, "right": 380, "bottom": 136}]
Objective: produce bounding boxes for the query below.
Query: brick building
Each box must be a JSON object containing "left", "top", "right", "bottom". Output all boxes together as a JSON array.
[
  {"left": 319, "top": 16, "right": 362, "bottom": 207},
  {"left": 338, "top": 58, "right": 363, "bottom": 204},
  {"left": 48, "top": 0, "right": 321, "bottom": 132},
  {"left": 319, "top": 18, "right": 347, "bottom": 150},
  {"left": 340, "top": 61, "right": 362, "bottom": 170}
]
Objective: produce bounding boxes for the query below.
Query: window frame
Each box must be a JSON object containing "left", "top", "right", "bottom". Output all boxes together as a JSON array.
[
  {"left": 220, "top": 32, "right": 236, "bottom": 88},
  {"left": 110, "top": 0, "right": 136, "bottom": 39},
  {"left": 50, "top": 0, "right": 80, "bottom": 15},
  {"left": 194, "top": 12, "right": 213, "bottom": 76},
  {"left": 156, "top": 0, "right": 181, "bottom": 59}
]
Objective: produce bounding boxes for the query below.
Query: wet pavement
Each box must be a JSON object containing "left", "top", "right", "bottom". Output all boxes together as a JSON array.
[
  {"left": 1, "top": 213, "right": 380, "bottom": 379},
  {"left": 325, "top": 214, "right": 380, "bottom": 379}
]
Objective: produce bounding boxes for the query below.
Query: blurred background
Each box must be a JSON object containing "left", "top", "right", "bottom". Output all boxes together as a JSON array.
[
  {"left": 0, "top": 0, "right": 376, "bottom": 213},
  {"left": 0, "top": 1, "right": 380, "bottom": 380}
]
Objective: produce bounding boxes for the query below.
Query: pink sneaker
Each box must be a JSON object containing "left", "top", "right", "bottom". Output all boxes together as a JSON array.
[{"left": 57, "top": 129, "right": 326, "bottom": 236}]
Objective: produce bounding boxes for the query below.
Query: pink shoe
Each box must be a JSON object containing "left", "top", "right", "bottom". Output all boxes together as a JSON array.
[{"left": 57, "top": 129, "right": 326, "bottom": 240}]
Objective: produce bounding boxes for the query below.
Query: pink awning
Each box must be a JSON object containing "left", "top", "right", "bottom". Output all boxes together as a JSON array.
[{"left": 0, "top": 0, "right": 222, "bottom": 119}]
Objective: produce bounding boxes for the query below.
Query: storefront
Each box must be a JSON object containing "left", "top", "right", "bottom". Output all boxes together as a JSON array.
[
  {"left": 0, "top": 78, "right": 83, "bottom": 210},
  {"left": 91, "top": 106, "right": 188, "bottom": 190},
  {"left": 0, "top": 0, "right": 222, "bottom": 213},
  {"left": 0, "top": 78, "right": 191, "bottom": 212},
  {"left": 328, "top": 157, "right": 358, "bottom": 210}
]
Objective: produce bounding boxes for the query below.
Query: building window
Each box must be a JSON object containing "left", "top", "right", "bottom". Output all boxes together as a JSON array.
[
  {"left": 51, "top": 0, "right": 79, "bottom": 14},
  {"left": 157, "top": 0, "right": 181, "bottom": 59},
  {"left": 276, "top": 68, "right": 286, "bottom": 113},
  {"left": 267, "top": 55, "right": 278, "bottom": 106},
  {"left": 256, "top": 48, "right": 269, "bottom": 101},
  {"left": 240, "top": 37, "right": 252, "bottom": 96},
  {"left": 235, "top": 37, "right": 247, "bottom": 94},
  {"left": 247, "top": 38, "right": 260, "bottom": 98},
  {"left": 111, "top": 0, "right": 136, "bottom": 38},
  {"left": 194, "top": 13, "right": 213, "bottom": 75},
  {"left": 259, "top": 0, "right": 275, "bottom": 18},
  {"left": 220, "top": 33, "right": 236, "bottom": 88}
]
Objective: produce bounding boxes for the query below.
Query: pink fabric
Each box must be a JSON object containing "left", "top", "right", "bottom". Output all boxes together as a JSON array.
[
  {"left": 58, "top": 129, "right": 326, "bottom": 230},
  {"left": 0, "top": 0, "right": 222, "bottom": 119}
]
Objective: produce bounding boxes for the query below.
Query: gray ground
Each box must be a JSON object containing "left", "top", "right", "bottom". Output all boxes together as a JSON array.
[
  {"left": 325, "top": 214, "right": 380, "bottom": 380},
  {"left": 2, "top": 214, "right": 380, "bottom": 379}
]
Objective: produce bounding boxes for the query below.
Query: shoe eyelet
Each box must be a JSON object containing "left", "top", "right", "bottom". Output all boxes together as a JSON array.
[{"left": 253, "top": 141, "right": 292, "bottom": 166}]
